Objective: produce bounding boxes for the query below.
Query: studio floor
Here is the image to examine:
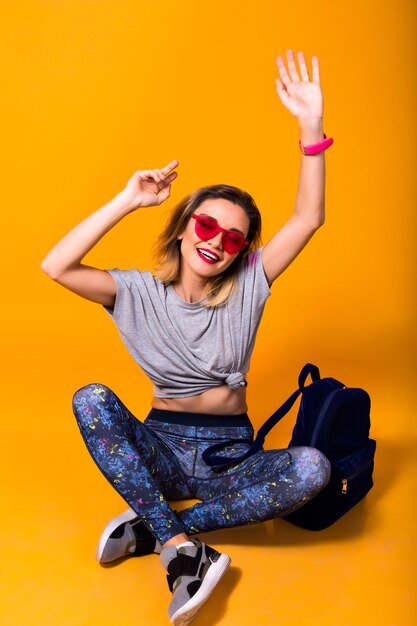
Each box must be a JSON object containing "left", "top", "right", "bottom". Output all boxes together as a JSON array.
[{"left": 1, "top": 377, "right": 415, "bottom": 626}]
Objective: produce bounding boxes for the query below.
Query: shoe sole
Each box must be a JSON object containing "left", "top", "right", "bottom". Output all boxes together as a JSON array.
[
  {"left": 95, "top": 508, "right": 139, "bottom": 562},
  {"left": 170, "top": 553, "right": 232, "bottom": 626}
]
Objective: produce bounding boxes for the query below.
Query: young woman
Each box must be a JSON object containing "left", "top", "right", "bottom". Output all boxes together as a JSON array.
[{"left": 41, "top": 49, "right": 333, "bottom": 626}]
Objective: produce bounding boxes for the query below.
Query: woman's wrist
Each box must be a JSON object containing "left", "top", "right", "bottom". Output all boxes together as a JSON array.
[
  {"left": 115, "top": 189, "right": 144, "bottom": 214},
  {"left": 298, "top": 117, "right": 324, "bottom": 145}
]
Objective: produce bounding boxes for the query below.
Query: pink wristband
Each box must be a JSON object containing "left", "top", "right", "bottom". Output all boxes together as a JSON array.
[{"left": 299, "top": 133, "right": 334, "bottom": 155}]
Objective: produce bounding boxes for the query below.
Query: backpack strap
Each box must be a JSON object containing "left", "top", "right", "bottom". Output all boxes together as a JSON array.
[{"left": 202, "top": 363, "right": 321, "bottom": 468}]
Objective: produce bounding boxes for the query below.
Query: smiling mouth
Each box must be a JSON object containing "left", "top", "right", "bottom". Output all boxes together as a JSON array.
[{"left": 197, "top": 248, "right": 221, "bottom": 264}]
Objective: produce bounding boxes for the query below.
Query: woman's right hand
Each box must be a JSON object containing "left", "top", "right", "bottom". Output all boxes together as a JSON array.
[{"left": 121, "top": 159, "right": 179, "bottom": 211}]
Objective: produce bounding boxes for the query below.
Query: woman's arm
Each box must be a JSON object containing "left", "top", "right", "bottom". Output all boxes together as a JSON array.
[
  {"left": 40, "top": 161, "right": 179, "bottom": 305},
  {"left": 261, "top": 50, "right": 328, "bottom": 286}
]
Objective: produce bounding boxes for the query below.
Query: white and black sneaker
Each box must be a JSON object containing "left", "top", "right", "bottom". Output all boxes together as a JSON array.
[
  {"left": 160, "top": 538, "right": 231, "bottom": 625},
  {"left": 95, "top": 508, "right": 161, "bottom": 563}
]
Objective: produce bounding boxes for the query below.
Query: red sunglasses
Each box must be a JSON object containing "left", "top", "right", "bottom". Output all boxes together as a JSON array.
[{"left": 191, "top": 213, "right": 249, "bottom": 254}]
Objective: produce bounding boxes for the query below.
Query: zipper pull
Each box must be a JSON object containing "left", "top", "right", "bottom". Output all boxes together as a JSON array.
[{"left": 341, "top": 479, "right": 348, "bottom": 494}]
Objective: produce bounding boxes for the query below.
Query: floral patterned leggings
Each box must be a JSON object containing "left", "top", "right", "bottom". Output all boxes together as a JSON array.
[{"left": 72, "top": 383, "right": 331, "bottom": 545}]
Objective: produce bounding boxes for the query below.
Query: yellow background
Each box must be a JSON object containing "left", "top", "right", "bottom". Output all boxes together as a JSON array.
[{"left": 1, "top": 1, "right": 415, "bottom": 624}]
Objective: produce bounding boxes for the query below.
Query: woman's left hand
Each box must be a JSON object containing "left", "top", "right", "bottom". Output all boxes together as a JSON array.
[{"left": 275, "top": 49, "right": 323, "bottom": 122}]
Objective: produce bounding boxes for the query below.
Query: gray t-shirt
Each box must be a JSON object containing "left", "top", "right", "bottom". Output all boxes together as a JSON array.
[{"left": 103, "top": 246, "right": 271, "bottom": 398}]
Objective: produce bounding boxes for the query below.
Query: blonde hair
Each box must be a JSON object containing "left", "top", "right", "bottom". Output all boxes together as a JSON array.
[{"left": 152, "top": 184, "right": 262, "bottom": 307}]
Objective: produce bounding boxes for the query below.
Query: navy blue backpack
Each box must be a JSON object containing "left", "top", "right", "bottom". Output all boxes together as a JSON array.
[{"left": 203, "top": 363, "right": 376, "bottom": 531}]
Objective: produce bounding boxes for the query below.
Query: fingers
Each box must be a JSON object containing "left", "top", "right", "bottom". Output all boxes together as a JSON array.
[
  {"left": 276, "top": 50, "right": 320, "bottom": 85},
  {"left": 139, "top": 167, "right": 173, "bottom": 185},
  {"left": 156, "top": 183, "right": 172, "bottom": 205},
  {"left": 311, "top": 56, "right": 320, "bottom": 84},
  {"left": 159, "top": 170, "right": 177, "bottom": 189},
  {"left": 153, "top": 162, "right": 179, "bottom": 188},
  {"left": 275, "top": 77, "right": 290, "bottom": 107},
  {"left": 276, "top": 55, "right": 291, "bottom": 89},
  {"left": 138, "top": 169, "right": 163, "bottom": 183},
  {"left": 297, "top": 51, "right": 309, "bottom": 82},
  {"left": 161, "top": 159, "right": 179, "bottom": 176},
  {"left": 286, "top": 49, "right": 300, "bottom": 82}
]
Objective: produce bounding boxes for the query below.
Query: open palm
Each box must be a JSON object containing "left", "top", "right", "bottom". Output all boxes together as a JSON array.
[{"left": 275, "top": 50, "right": 323, "bottom": 121}]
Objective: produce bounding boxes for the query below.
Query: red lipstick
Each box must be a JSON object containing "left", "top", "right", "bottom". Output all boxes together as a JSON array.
[{"left": 196, "top": 248, "right": 220, "bottom": 264}]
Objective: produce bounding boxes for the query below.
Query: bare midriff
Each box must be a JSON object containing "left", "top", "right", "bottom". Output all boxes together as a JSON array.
[{"left": 151, "top": 384, "right": 248, "bottom": 416}]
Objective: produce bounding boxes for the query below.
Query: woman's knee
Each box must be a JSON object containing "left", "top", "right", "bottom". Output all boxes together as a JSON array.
[
  {"left": 290, "top": 446, "right": 331, "bottom": 493},
  {"left": 72, "top": 382, "right": 113, "bottom": 406},
  {"left": 72, "top": 383, "right": 115, "bottom": 424}
]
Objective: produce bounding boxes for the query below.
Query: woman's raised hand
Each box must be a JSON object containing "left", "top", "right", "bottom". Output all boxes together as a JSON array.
[
  {"left": 275, "top": 50, "right": 323, "bottom": 122},
  {"left": 122, "top": 159, "right": 179, "bottom": 210}
]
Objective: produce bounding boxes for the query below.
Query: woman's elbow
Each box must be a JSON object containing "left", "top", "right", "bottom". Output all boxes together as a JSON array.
[
  {"left": 41, "top": 259, "right": 54, "bottom": 277},
  {"left": 315, "top": 208, "right": 326, "bottom": 229},
  {"left": 308, "top": 215, "right": 325, "bottom": 231},
  {"left": 40, "top": 259, "right": 61, "bottom": 280},
  {"left": 298, "top": 208, "right": 325, "bottom": 231}
]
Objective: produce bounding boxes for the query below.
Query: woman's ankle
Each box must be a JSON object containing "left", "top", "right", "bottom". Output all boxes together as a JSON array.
[{"left": 162, "top": 533, "right": 190, "bottom": 549}]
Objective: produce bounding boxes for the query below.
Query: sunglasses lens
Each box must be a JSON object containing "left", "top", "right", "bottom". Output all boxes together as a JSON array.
[
  {"left": 223, "top": 232, "right": 246, "bottom": 253},
  {"left": 194, "top": 215, "right": 218, "bottom": 240},
  {"left": 193, "top": 214, "right": 247, "bottom": 254}
]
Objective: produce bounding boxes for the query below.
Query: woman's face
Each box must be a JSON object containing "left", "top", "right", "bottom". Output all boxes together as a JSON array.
[{"left": 178, "top": 198, "right": 250, "bottom": 281}]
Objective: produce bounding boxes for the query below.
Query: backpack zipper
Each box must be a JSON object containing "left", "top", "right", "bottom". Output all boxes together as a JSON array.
[{"left": 339, "top": 456, "right": 374, "bottom": 494}]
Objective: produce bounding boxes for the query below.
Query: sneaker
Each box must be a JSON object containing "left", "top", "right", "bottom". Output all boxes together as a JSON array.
[
  {"left": 95, "top": 508, "right": 160, "bottom": 563},
  {"left": 160, "top": 538, "right": 231, "bottom": 626}
]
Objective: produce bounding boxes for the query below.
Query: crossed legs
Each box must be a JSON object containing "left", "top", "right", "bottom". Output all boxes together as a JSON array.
[{"left": 72, "top": 383, "right": 331, "bottom": 546}]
